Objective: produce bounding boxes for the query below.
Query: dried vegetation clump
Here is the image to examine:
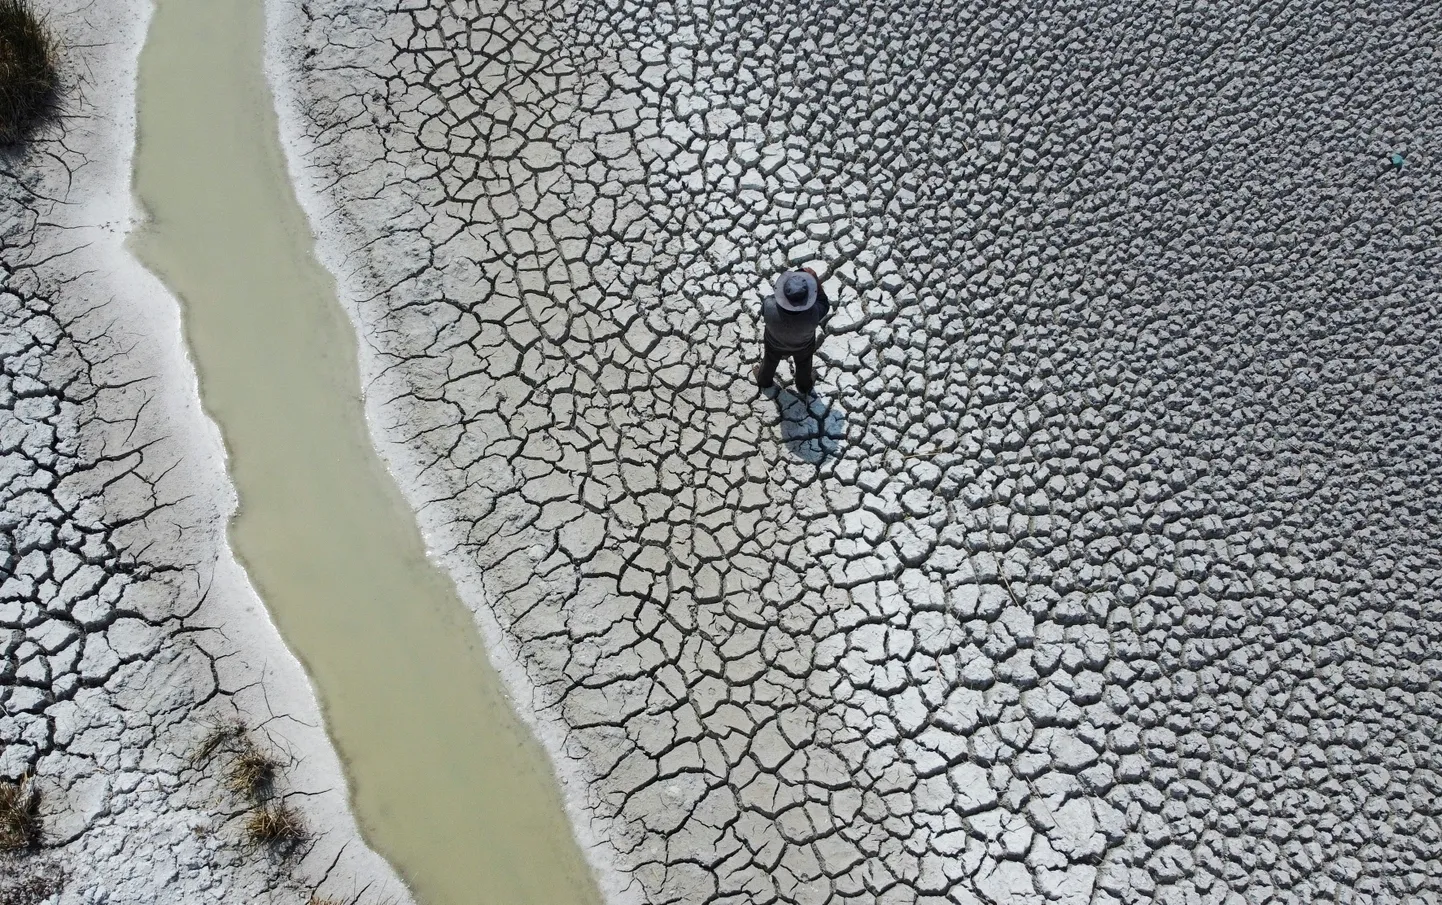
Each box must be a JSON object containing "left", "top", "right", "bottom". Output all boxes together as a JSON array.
[
  {"left": 243, "top": 803, "right": 306, "bottom": 847},
  {"left": 225, "top": 741, "right": 280, "bottom": 800},
  {"left": 0, "top": 775, "right": 41, "bottom": 851},
  {"left": 0, "top": 0, "right": 57, "bottom": 143},
  {"left": 192, "top": 719, "right": 247, "bottom": 765},
  {"left": 192, "top": 720, "right": 307, "bottom": 851},
  {"left": 194, "top": 720, "right": 281, "bottom": 800}
]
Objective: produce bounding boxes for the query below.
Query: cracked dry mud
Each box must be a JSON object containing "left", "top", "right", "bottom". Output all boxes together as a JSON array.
[
  {"left": 273, "top": 0, "right": 1442, "bottom": 902},
  {"left": 6, "top": 0, "right": 1436, "bottom": 902},
  {"left": 2, "top": 2, "right": 407, "bottom": 903}
]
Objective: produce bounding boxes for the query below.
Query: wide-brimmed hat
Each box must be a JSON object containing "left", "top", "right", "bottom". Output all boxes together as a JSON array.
[{"left": 774, "top": 271, "right": 818, "bottom": 312}]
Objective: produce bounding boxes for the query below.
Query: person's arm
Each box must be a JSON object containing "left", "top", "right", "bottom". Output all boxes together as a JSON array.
[
  {"left": 797, "top": 266, "right": 832, "bottom": 330},
  {"left": 815, "top": 283, "right": 832, "bottom": 329}
]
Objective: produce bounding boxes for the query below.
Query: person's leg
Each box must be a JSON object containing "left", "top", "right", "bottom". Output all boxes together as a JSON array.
[
  {"left": 755, "top": 340, "right": 783, "bottom": 387},
  {"left": 792, "top": 341, "right": 816, "bottom": 394}
]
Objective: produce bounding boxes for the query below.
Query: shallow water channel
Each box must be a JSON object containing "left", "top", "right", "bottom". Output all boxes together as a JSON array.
[{"left": 129, "top": 1, "right": 604, "bottom": 903}]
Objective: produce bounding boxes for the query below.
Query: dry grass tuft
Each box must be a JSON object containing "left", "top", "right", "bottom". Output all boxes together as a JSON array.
[
  {"left": 0, "top": 775, "right": 41, "bottom": 851},
  {"left": 192, "top": 719, "right": 246, "bottom": 765},
  {"left": 225, "top": 742, "right": 280, "bottom": 800},
  {"left": 243, "top": 803, "right": 305, "bottom": 847},
  {"left": 0, "top": 0, "right": 57, "bottom": 143}
]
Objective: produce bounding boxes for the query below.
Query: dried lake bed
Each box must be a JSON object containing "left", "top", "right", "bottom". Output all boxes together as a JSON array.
[{"left": 4, "top": 0, "right": 1442, "bottom": 904}]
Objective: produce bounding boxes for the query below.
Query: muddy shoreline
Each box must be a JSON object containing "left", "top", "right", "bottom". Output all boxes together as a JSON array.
[
  {"left": 2, "top": 1, "right": 407, "bottom": 901},
  {"left": 134, "top": 0, "right": 604, "bottom": 902}
]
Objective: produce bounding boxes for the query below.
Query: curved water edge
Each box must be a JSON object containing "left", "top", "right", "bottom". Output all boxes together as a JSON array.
[{"left": 128, "top": 0, "right": 606, "bottom": 903}]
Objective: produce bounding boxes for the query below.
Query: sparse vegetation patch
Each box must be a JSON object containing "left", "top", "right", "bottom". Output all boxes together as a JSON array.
[
  {"left": 192, "top": 719, "right": 246, "bottom": 764},
  {"left": 0, "top": 775, "right": 41, "bottom": 851},
  {"left": 0, "top": 0, "right": 57, "bottom": 143},
  {"left": 225, "top": 741, "right": 280, "bottom": 800},
  {"left": 243, "top": 803, "right": 305, "bottom": 847}
]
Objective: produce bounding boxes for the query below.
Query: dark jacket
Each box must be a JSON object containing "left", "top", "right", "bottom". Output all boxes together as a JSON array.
[{"left": 761, "top": 284, "right": 831, "bottom": 352}]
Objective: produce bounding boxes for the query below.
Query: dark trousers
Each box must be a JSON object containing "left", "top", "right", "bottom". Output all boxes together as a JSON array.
[{"left": 757, "top": 338, "right": 815, "bottom": 393}]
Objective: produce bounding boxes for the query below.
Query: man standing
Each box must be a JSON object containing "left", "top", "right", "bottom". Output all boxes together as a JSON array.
[{"left": 755, "top": 266, "right": 830, "bottom": 394}]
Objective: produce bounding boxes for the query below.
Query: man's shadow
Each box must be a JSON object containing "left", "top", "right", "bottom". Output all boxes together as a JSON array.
[{"left": 769, "top": 387, "right": 846, "bottom": 463}]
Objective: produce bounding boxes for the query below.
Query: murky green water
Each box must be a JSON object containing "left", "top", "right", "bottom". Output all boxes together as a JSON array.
[{"left": 129, "top": 1, "right": 603, "bottom": 903}]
